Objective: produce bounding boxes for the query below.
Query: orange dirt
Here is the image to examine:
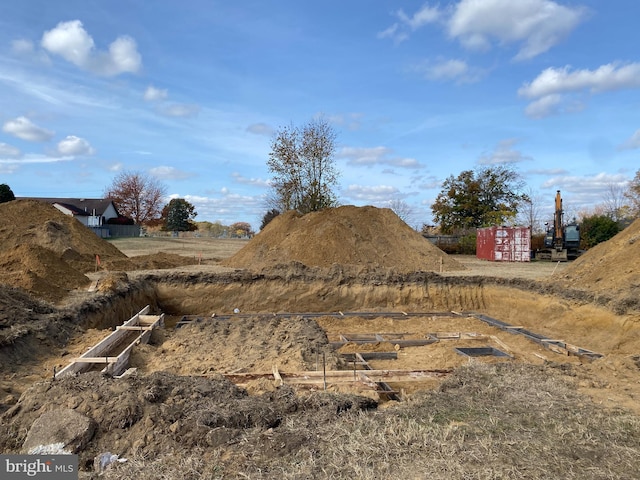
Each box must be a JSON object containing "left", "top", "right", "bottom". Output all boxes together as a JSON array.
[
  {"left": 562, "top": 217, "right": 640, "bottom": 307},
  {"left": 222, "top": 205, "right": 465, "bottom": 273},
  {"left": 0, "top": 200, "right": 198, "bottom": 303}
]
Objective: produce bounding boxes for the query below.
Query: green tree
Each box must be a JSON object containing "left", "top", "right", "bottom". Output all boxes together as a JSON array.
[
  {"left": 580, "top": 214, "right": 620, "bottom": 249},
  {"left": 260, "top": 208, "right": 280, "bottom": 230},
  {"left": 104, "top": 171, "right": 167, "bottom": 225},
  {"left": 162, "top": 198, "right": 197, "bottom": 232},
  {"left": 0, "top": 184, "right": 15, "bottom": 203},
  {"left": 268, "top": 117, "right": 339, "bottom": 214},
  {"left": 431, "top": 166, "right": 527, "bottom": 234}
]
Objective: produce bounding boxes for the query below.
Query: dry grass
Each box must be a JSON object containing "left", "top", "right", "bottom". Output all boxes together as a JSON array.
[{"left": 101, "top": 363, "right": 640, "bottom": 480}]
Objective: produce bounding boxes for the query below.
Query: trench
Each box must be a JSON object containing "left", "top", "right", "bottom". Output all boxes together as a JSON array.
[{"left": 79, "top": 271, "right": 634, "bottom": 357}]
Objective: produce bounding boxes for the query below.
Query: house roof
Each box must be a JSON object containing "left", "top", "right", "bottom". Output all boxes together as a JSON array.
[{"left": 21, "top": 198, "right": 119, "bottom": 217}]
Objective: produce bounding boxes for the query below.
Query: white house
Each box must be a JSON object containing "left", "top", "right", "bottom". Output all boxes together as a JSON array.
[{"left": 26, "top": 198, "right": 120, "bottom": 227}]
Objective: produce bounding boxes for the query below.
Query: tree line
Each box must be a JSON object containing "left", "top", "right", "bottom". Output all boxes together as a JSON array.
[{"left": 2, "top": 114, "right": 639, "bottom": 246}]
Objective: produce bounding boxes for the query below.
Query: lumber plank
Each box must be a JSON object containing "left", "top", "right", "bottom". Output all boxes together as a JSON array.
[{"left": 71, "top": 357, "right": 119, "bottom": 363}]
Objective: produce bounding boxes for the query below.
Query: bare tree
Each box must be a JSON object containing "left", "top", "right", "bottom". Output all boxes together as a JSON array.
[
  {"left": 602, "top": 182, "right": 629, "bottom": 221},
  {"left": 516, "top": 188, "right": 545, "bottom": 234},
  {"left": 387, "top": 198, "right": 414, "bottom": 225},
  {"left": 624, "top": 169, "right": 640, "bottom": 218},
  {"left": 104, "top": 171, "right": 167, "bottom": 225},
  {"left": 267, "top": 117, "right": 339, "bottom": 214}
]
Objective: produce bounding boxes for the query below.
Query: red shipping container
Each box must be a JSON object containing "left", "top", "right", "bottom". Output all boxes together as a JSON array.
[{"left": 476, "top": 226, "right": 531, "bottom": 262}]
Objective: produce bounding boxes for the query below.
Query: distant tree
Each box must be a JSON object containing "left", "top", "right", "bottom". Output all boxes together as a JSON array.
[
  {"left": 387, "top": 199, "right": 414, "bottom": 225},
  {"left": 516, "top": 187, "right": 545, "bottom": 234},
  {"left": 196, "top": 221, "right": 229, "bottom": 237},
  {"left": 104, "top": 171, "right": 167, "bottom": 225},
  {"left": 230, "top": 221, "right": 253, "bottom": 238},
  {"left": 260, "top": 208, "right": 280, "bottom": 230},
  {"left": 602, "top": 182, "right": 630, "bottom": 222},
  {"left": 267, "top": 117, "right": 340, "bottom": 214},
  {"left": 0, "top": 184, "right": 15, "bottom": 203},
  {"left": 162, "top": 198, "right": 197, "bottom": 232},
  {"left": 580, "top": 214, "right": 620, "bottom": 249},
  {"left": 431, "top": 165, "right": 527, "bottom": 234},
  {"left": 624, "top": 169, "right": 640, "bottom": 218}
]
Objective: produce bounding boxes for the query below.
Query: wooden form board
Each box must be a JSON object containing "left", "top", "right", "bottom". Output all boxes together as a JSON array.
[
  {"left": 55, "top": 305, "right": 164, "bottom": 379},
  {"left": 223, "top": 369, "right": 452, "bottom": 386}
]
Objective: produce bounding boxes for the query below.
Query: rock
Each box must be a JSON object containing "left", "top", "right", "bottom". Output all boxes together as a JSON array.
[{"left": 22, "top": 408, "right": 96, "bottom": 454}]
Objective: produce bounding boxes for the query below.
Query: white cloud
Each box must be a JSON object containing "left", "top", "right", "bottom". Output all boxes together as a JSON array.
[
  {"left": 41, "top": 20, "right": 141, "bottom": 76},
  {"left": 326, "top": 113, "right": 364, "bottom": 131},
  {"left": 519, "top": 63, "right": 640, "bottom": 99},
  {"left": 149, "top": 166, "right": 193, "bottom": 180},
  {"left": 338, "top": 146, "right": 423, "bottom": 169},
  {"left": 540, "top": 172, "right": 631, "bottom": 210},
  {"left": 380, "top": 0, "right": 587, "bottom": 60},
  {"left": 342, "top": 184, "right": 399, "bottom": 202},
  {"left": 414, "top": 58, "right": 484, "bottom": 84},
  {"left": 449, "top": 0, "right": 587, "bottom": 60},
  {"left": 11, "top": 39, "right": 34, "bottom": 55},
  {"left": 246, "top": 123, "right": 275, "bottom": 136},
  {"left": 398, "top": 4, "right": 441, "bottom": 30},
  {"left": 0, "top": 164, "right": 18, "bottom": 174},
  {"left": 379, "top": 4, "right": 441, "bottom": 43},
  {"left": 2, "top": 116, "right": 54, "bottom": 142},
  {"left": 143, "top": 85, "right": 168, "bottom": 102},
  {"left": 0, "top": 142, "right": 21, "bottom": 158},
  {"left": 159, "top": 103, "right": 200, "bottom": 118},
  {"left": 527, "top": 168, "right": 569, "bottom": 176},
  {"left": 377, "top": 24, "right": 408, "bottom": 43},
  {"left": 519, "top": 63, "right": 640, "bottom": 118},
  {"left": 619, "top": 129, "right": 640, "bottom": 150},
  {"left": 523, "top": 94, "right": 562, "bottom": 119},
  {"left": 231, "top": 172, "right": 270, "bottom": 187},
  {"left": 0, "top": 67, "right": 116, "bottom": 108},
  {"left": 478, "top": 139, "right": 532, "bottom": 165},
  {"left": 0, "top": 153, "right": 73, "bottom": 165},
  {"left": 55, "top": 135, "right": 95, "bottom": 156}
]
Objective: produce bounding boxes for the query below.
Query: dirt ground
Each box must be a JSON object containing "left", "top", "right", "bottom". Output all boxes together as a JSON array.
[{"left": 2, "top": 202, "right": 640, "bottom": 478}]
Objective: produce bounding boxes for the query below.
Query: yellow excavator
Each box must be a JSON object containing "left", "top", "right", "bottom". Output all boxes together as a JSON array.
[{"left": 536, "top": 190, "right": 581, "bottom": 261}]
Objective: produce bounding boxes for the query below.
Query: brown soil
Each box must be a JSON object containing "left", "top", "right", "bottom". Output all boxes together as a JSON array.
[
  {"left": 1, "top": 200, "right": 640, "bottom": 478},
  {"left": 0, "top": 200, "right": 198, "bottom": 303},
  {"left": 561, "top": 217, "right": 640, "bottom": 311},
  {"left": 222, "top": 205, "right": 465, "bottom": 273}
]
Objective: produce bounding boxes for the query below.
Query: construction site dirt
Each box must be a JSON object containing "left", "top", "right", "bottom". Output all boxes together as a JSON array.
[{"left": 1, "top": 200, "right": 640, "bottom": 479}]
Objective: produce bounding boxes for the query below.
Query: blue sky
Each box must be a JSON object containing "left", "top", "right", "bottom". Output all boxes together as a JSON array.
[{"left": 1, "top": 1, "right": 638, "bottom": 230}]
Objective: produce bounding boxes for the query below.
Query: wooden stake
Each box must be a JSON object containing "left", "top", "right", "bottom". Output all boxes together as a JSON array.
[{"left": 323, "top": 352, "right": 327, "bottom": 391}]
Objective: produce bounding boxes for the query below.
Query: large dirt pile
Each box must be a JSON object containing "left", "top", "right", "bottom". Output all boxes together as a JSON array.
[
  {"left": 0, "top": 200, "right": 197, "bottom": 302},
  {"left": 223, "top": 206, "right": 464, "bottom": 273},
  {"left": 0, "top": 200, "right": 129, "bottom": 301},
  {"left": 562, "top": 218, "right": 640, "bottom": 312}
]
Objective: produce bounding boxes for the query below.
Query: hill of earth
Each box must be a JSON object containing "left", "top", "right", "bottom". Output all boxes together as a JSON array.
[
  {"left": 0, "top": 200, "right": 196, "bottom": 303},
  {"left": 562, "top": 218, "right": 640, "bottom": 312},
  {"left": 223, "top": 205, "right": 464, "bottom": 274}
]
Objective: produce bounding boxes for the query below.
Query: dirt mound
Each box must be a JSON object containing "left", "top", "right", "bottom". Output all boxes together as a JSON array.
[
  {"left": 223, "top": 206, "right": 464, "bottom": 273},
  {"left": 0, "top": 200, "right": 128, "bottom": 301},
  {"left": 107, "top": 252, "right": 198, "bottom": 271},
  {"left": 562, "top": 218, "right": 640, "bottom": 312},
  {"left": 0, "top": 200, "right": 126, "bottom": 267},
  {"left": 0, "top": 200, "right": 199, "bottom": 302}
]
